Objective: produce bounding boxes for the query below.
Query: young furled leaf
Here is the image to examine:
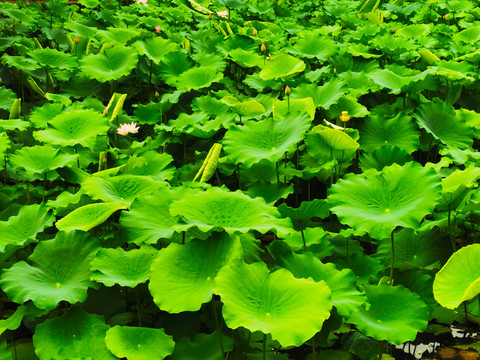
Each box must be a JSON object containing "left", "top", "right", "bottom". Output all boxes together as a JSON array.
[{"left": 193, "top": 143, "right": 222, "bottom": 183}]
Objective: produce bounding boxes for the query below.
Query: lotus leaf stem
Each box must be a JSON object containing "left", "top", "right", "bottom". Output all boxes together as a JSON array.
[
  {"left": 389, "top": 231, "right": 395, "bottom": 286},
  {"left": 3, "top": 155, "right": 6, "bottom": 185},
  {"left": 263, "top": 333, "right": 266, "bottom": 360},
  {"left": 312, "top": 335, "right": 316, "bottom": 360},
  {"left": 448, "top": 205, "right": 456, "bottom": 252},
  {"left": 212, "top": 300, "right": 226, "bottom": 360},
  {"left": 284, "top": 152, "right": 287, "bottom": 184},
  {"left": 135, "top": 289, "right": 142, "bottom": 327},
  {"left": 42, "top": 172, "right": 47, "bottom": 203},
  {"left": 300, "top": 229, "right": 307, "bottom": 252}
]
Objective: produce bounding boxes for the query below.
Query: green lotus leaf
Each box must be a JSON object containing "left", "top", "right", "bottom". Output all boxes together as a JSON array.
[
  {"left": 169, "top": 331, "right": 234, "bottom": 360},
  {"left": 169, "top": 187, "right": 293, "bottom": 236},
  {"left": 293, "top": 78, "right": 347, "bottom": 110},
  {"left": 396, "top": 24, "right": 431, "bottom": 38},
  {"left": 0, "top": 204, "right": 54, "bottom": 252},
  {"left": 33, "top": 307, "right": 114, "bottom": 359},
  {"left": 395, "top": 269, "right": 436, "bottom": 312},
  {"left": 9, "top": 145, "right": 77, "bottom": 175},
  {"left": 215, "top": 261, "right": 332, "bottom": 347},
  {"left": 0, "top": 133, "right": 10, "bottom": 160},
  {"left": 274, "top": 250, "right": 365, "bottom": 316},
  {"left": 80, "top": 45, "right": 138, "bottom": 82},
  {"left": 96, "top": 27, "right": 143, "bottom": 44},
  {"left": 149, "top": 234, "right": 242, "bottom": 313},
  {"left": 29, "top": 48, "right": 77, "bottom": 69},
  {"left": 81, "top": 175, "right": 166, "bottom": 207},
  {"left": 347, "top": 284, "right": 429, "bottom": 345},
  {"left": 437, "top": 165, "right": 480, "bottom": 211},
  {"left": 326, "top": 95, "right": 369, "bottom": 118},
  {"left": 105, "top": 326, "right": 175, "bottom": 360},
  {"left": 374, "top": 228, "right": 451, "bottom": 271},
  {"left": 56, "top": 202, "right": 127, "bottom": 232},
  {"left": 0, "top": 119, "right": 30, "bottom": 132},
  {"left": 0, "top": 231, "right": 100, "bottom": 310},
  {"left": 120, "top": 188, "right": 184, "bottom": 245},
  {"left": 433, "top": 244, "right": 480, "bottom": 309},
  {"left": 259, "top": 54, "right": 306, "bottom": 81},
  {"left": 91, "top": 246, "right": 157, "bottom": 287},
  {"left": 359, "top": 113, "right": 419, "bottom": 153},
  {"left": 223, "top": 115, "right": 311, "bottom": 167},
  {"left": 0, "top": 87, "right": 16, "bottom": 110},
  {"left": 415, "top": 99, "right": 473, "bottom": 149},
  {"left": 120, "top": 151, "right": 175, "bottom": 181},
  {"left": 277, "top": 199, "right": 329, "bottom": 231},
  {"left": 229, "top": 48, "right": 264, "bottom": 68},
  {"left": 329, "top": 162, "right": 442, "bottom": 239},
  {"left": 453, "top": 26, "right": 480, "bottom": 43},
  {"left": 434, "top": 60, "right": 475, "bottom": 82},
  {"left": 221, "top": 96, "right": 265, "bottom": 119},
  {"left": 158, "top": 51, "right": 194, "bottom": 86},
  {"left": 176, "top": 66, "right": 224, "bottom": 91},
  {"left": 280, "top": 228, "right": 333, "bottom": 259},
  {"left": 33, "top": 109, "right": 109, "bottom": 149},
  {"left": 1, "top": 54, "right": 41, "bottom": 72},
  {"left": 358, "top": 145, "right": 411, "bottom": 171},
  {"left": 272, "top": 97, "right": 315, "bottom": 121},
  {"left": 308, "top": 124, "right": 360, "bottom": 152},
  {"left": 289, "top": 32, "right": 336, "bottom": 60},
  {"left": 133, "top": 37, "right": 179, "bottom": 64},
  {"left": 246, "top": 182, "right": 293, "bottom": 205}
]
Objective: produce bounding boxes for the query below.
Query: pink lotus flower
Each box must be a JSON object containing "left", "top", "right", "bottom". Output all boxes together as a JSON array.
[
  {"left": 136, "top": 0, "right": 148, "bottom": 6},
  {"left": 155, "top": 25, "right": 161, "bottom": 33},
  {"left": 117, "top": 122, "right": 140, "bottom": 136}
]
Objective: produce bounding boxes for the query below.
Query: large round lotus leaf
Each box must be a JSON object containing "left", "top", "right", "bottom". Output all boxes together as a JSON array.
[
  {"left": 396, "top": 24, "right": 431, "bottom": 38},
  {"left": 96, "top": 27, "right": 143, "bottom": 44},
  {"left": 81, "top": 175, "right": 166, "bottom": 207},
  {"left": 175, "top": 66, "right": 224, "bottom": 91},
  {"left": 221, "top": 96, "right": 265, "bottom": 119},
  {"left": 33, "top": 307, "right": 114, "bottom": 359},
  {"left": 149, "top": 234, "right": 243, "bottom": 313},
  {"left": 91, "top": 246, "right": 157, "bottom": 287},
  {"left": 358, "top": 145, "right": 411, "bottom": 171},
  {"left": 294, "top": 79, "right": 346, "bottom": 110},
  {"left": 80, "top": 45, "right": 138, "bottom": 82},
  {"left": 347, "top": 284, "right": 429, "bottom": 345},
  {"left": 433, "top": 244, "right": 480, "bottom": 309},
  {"left": 437, "top": 165, "right": 480, "bottom": 211},
  {"left": 29, "top": 102, "right": 65, "bottom": 128},
  {"left": 0, "top": 204, "right": 54, "bottom": 252},
  {"left": 169, "top": 187, "right": 293, "bottom": 236},
  {"left": 374, "top": 228, "right": 451, "bottom": 271},
  {"left": 9, "top": 145, "right": 77, "bottom": 175},
  {"left": 453, "top": 26, "right": 480, "bottom": 43},
  {"left": 158, "top": 51, "right": 194, "bottom": 86},
  {"left": 0, "top": 231, "right": 100, "bottom": 310},
  {"left": 133, "top": 37, "right": 179, "bottom": 64},
  {"left": 1, "top": 54, "right": 41, "bottom": 72},
  {"left": 415, "top": 99, "right": 473, "bottom": 149},
  {"left": 33, "top": 109, "right": 109, "bottom": 149},
  {"left": 29, "top": 48, "right": 77, "bottom": 69},
  {"left": 229, "top": 48, "right": 264, "bottom": 68},
  {"left": 329, "top": 162, "right": 442, "bottom": 239},
  {"left": 272, "top": 98, "right": 315, "bottom": 121},
  {"left": 326, "top": 96, "right": 369, "bottom": 119},
  {"left": 308, "top": 125, "right": 360, "bottom": 152},
  {"left": 105, "top": 326, "right": 175, "bottom": 360},
  {"left": 120, "top": 188, "right": 185, "bottom": 245},
  {"left": 0, "top": 86, "right": 16, "bottom": 110},
  {"left": 277, "top": 199, "right": 329, "bottom": 231},
  {"left": 289, "top": 32, "right": 336, "bottom": 60},
  {"left": 56, "top": 202, "right": 127, "bottom": 232},
  {"left": 259, "top": 54, "right": 306, "bottom": 81},
  {"left": 395, "top": 270, "right": 436, "bottom": 312},
  {"left": 169, "top": 331, "right": 234, "bottom": 360},
  {"left": 215, "top": 261, "right": 332, "bottom": 348},
  {"left": 121, "top": 152, "right": 175, "bottom": 181},
  {"left": 223, "top": 115, "right": 311, "bottom": 167},
  {"left": 274, "top": 250, "right": 365, "bottom": 316},
  {"left": 359, "top": 113, "right": 419, "bottom": 153},
  {"left": 367, "top": 68, "right": 435, "bottom": 95}
]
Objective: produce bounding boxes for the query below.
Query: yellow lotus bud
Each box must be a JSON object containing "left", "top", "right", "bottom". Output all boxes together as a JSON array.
[
  {"left": 285, "top": 85, "right": 291, "bottom": 96},
  {"left": 252, "top": 28, "right": 257, "bottom": 36},
  {"left": 74, "top": 36, "right": 81, "bottom": 44},
  {"left": 339, "top": 111, "right": 350, "bottom": 122},
  {"left": 260, "top": 43, "right": 266, "bottom": 53}
]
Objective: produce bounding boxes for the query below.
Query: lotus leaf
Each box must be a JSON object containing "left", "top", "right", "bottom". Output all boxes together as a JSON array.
[
  {"left": 105, "top": 326, "right": 175, "bottom": 360},
  {"left": 347, "top": 284, "right": 429, "bottom": 345},
  {"left": 453, "top": 26, "right": 480, "bottom": 43},
  {"left": 294, "top": 78, "right": 347, "bottom": 110},
  {"left": 1, "top": 54, "right": 41, "bottom": 72},
  {"left": 229, "top": 48, "right": 264, "bottom": 68},
  {"left": 176, "top": 66, "right": 224, "bottom": 91},
  {"left": 9, "top": 145, "right": 77, "bottom": 175},
  {"left": 437, "top": 165, "right": 480, "bottom": 211},
  {"left": 33, "top": 109, "right": 109, "bottom": 149},
  {"left": 272, "top": 97, "right": 315, "bottom": 121},
  {"left": 169, "top": 331, "right": 234, "bottom": 360},
  {"left": 149, "top": 234, "right": 242, "bottom": 313},
  {"left": 134, "top": 37, "right": 180, "bottom": 64},
  {"left": 329, "top": 162, "right": 442, "bottom": 239},
  {"left": 289, "top": 31, "right": 337, "bottom": 60},
  {"left": 0, "top": 231, "right": 100, "bottom": 310},
  {"left": 277, "top": 199, "right": 329, "bottom": 231},
  {"left": 415, "top": 99, "right": 473, "bottom": 149},
  {"left": 221, "top": 97, "right": 265, "bottom": 119},
  {"left": 158, "top": 51, "right": 194, "bottom": 86},
  {"left": 90, "top": 246, "right": 157, "bottom": 287},
  {"left": 223, "top": 115, "right": 311, "bottom": 167},
  {"left": 56, "top": 202, "right": 127, "bottom": 232},
  {"left": 246, "top": 182, "right": 293, "bottom": 205},
  {"left": 33, "top": 307, "right": 114, "bottom": 359},
  {"left": 215, "top": 261, "right": 332, "bottom": 347},
  {"left": 96, "top": 27, "right": 143, "bottom": 44},
  {"left": 359, "top": 113, "right": 419, "bottom": 153},
  {"left": 367, "top": 68, "right": 436, "bottom": 95},
  {"left": 280, "top": 228, "right": 333, "bottom": 259},
  {"left": 80, "top": 45, "right": 138, "bottom": 82},
  {"left": 120, "top": 151, "right": 175, "bottom": 181},
  {"left": 259, "top": 54, "right": 306, "bottom": 81},
  {"left": 326, "top": 95, "right": 369, "bottom": 118},
  {"left": 0, "top": 204, "right": 54, "bottom": 252},
  {"left": 433, "top": 244, "right": 480, "bottom": 309},
  {"left": 29, "top": 48, "right": 77, "bottom": 69},
  {"left": 358, "top": 145, "right": 411, "bottom": 171},
  {"left": 0, "top": 87, "right": 16, "bottom": 110},
  {"left": 169, "top": 187, "right": 293, "bottom": 236}
]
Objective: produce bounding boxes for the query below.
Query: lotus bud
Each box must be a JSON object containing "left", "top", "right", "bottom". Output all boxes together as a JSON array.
[
  {"left": 392, "top": 27, "right": 396, "bottom": 33},
  {"left": 285, "top": 85, "right": 291, "bottom": 96},
  {"left": 443, "top": 14, "right": 449, "bottom": 20},
  {"left": 252, "top": 28, "right": 257, "bottom": 36},
  {"left": 209, "top": 13, "right": 213, "bottom": 20},
  {"left": 103, "top": 107, "right": 108, "bottom": 115},
  {"left": 74, "top": 36, "right": 81, "bottom": 44},
  {"left": 339, "top": 111, "right": 350, "bottom": 122},
  {"left": 155, "top": 25, "right": 161, "bottom": 33},
  {"left": 155, "top": 91, "right": 160, "bottom": 97},
  {"left": 260, "top": 43, "right": 266, "bottom": 53}
]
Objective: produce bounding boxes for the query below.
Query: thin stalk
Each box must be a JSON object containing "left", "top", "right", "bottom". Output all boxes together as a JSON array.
[
  {"left": 263, "top": 333, "right": 267, "bottom": 360},
  {"left": 3, "top": 155, "right": 6, "bottom": 185},
  {"left": 478, "top": 296, "right": 480, "bottom": 330},
  {"left": 330, "top": 148, "right": 336, "bottom": 186},
  {"left": 212, "top": 300, "right": 226, "bottom": 360},
  {"left": 448, "top": 206, "right": 456, "bottom": 252},
  {"left": 378, "top": 341, "right": 384, "bottom": 360},
  {"left": 337, "top": 150, "right": 345, "bottom": 179},
  {"left": 135, "top": 290, "right": 142, "bottom": 327},
  {"left": 42, "top": 172, "right": 47, "bottom": 203},
  {"left": 463, "top": 302, "right": 468, "bottom": 322},
  {"left": 275, "top": 161, "right": 280, "bottom": 183},
  {"left": 389, "top": 231, "right": 395, "bottom": 286},
  {"left": 148, "top": 59, "right": 153, "bottom": 87},
  {"left": 182, "top": 231, "right": 185, "bottom": 245},
  {"left": 284, "top": 152, "right": 287, "bottom": 184},
  {"left": 74, "top": 145, "right": 80, "bottom": 168},
  {"left": 300, "top": 229, "right": 307, "bottom": 252},
  {"left": 287, "top": 95, "right": 290, "bottom": 112},
  {"left": 215, "top": 170, "right": 222, "bottom": 186},
  {"left": 296, "top": 143, "right": 299, "bottom": 169}
]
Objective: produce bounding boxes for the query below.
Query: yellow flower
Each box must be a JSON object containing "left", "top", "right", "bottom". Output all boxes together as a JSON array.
[{"left": 339, "top": 111, "right": 350, "bottom": 122}]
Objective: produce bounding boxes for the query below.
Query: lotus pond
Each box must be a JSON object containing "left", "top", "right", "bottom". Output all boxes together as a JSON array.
[{"left": 1, "top": 0, "right": 480, "bottom": 358}]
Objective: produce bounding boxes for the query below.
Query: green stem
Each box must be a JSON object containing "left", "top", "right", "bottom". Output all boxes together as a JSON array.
[
  {"left": 182, "top": 231, "right": 185, "bottom": 245},
  {"left": 263, "top": 333, "right": 267, "bottom": 360},
  {"left": 74, "top": 145, "right": 80, "bottom": 168},
  {"left": 284, "top": 152, "right": 287, "bottom": 184},
  {"left": 378, "top": 341, "right": 384, "bottom": 360},
  {"left": 300, "top": 229, "right": 307, "bottom": 252},
  {"left": 287, "top": 95, "right": 290, "bottom": 112},
  {"left": 215, "top": 170, "right": 222, "bottom": 186},
  {"left": 330, "top": 148, "right": 336, "bottom": 186},
  {"left": 448, "top": 206, "right": 456, "bottom": 252},
  {"left": 275, "top": 161, "right": 280, "bottom": 183},
  {"left": 149, "top": 59, "right": 153, "bottom": 87},
  {"left": 212, "top": 300, "right": 226, "bottom": 360},
  {"left": 296, "top": 143, "right": 299, "bottom": 170},
  {"left": 42, "top": 172, "right": 47, "bottom": 203},
  {"left": 3, "top": 155, "right": 6, "bottom": 185},
  {"left": 389, "top": 231, "right": 395, "bottom": 286},
  {"left": 135, "top": 290, "right": 142, "bottom": 327},
  {"left": 337, "top": 150, "right": 345, "bottom": 179}
]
